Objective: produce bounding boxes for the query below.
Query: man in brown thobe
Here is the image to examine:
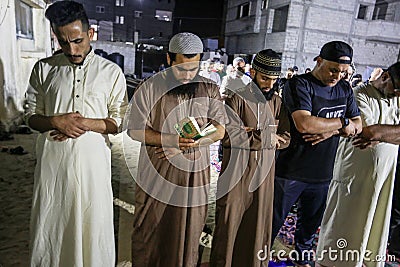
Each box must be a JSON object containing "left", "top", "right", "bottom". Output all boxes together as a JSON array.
[
  {"left": 210, "top": 49, "right": 286, "bottom": 267},
  {"left": 125, "top": 32, "right": 226, "bottom": 267}
]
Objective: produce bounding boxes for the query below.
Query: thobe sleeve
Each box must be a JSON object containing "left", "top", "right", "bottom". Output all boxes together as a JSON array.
[
  {"left": 220, "top": 76, "right": 228, "bottom": 96},
  {"left": 208, "top": 85, "right": 228, "bottom": 127},
  {"left": 355, "top": 88, "right": 374, "bottom": 127},
  {"left": 223, "top": 92, "right": 244, "bottom": 149},
  {"left": 108, "top": 68, "right": 128, "bottom": 130},
  {"left": 25, "top": 62, "right": 45, "bottom": 125},
  {"left": 124, "top": 81, "right": 153, "bottom": 131},
  {"left": 223, "top": 93, "right": 263, "bottom": 150}
]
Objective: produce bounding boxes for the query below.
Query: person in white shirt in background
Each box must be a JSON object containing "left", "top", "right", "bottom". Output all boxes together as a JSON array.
[
  {"left": 199, "top": 59, "right": 221, "bottom": 86},
  {"left": 220, "top": 57, "right": 252, "bottom": 99}
]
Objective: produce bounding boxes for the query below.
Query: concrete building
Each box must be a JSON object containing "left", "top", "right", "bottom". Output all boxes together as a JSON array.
[
  {"left": 0, "top": 0, "right": 52, "bottom": 131},
  {"left": 224, "top": 0, "right": 400, "bottom": 75},
  {"left": 75, "top": 0, "right": 175, "bottom": 45},
  {"left": 72, "top": 0, "right": 176, "bottom": 77}
]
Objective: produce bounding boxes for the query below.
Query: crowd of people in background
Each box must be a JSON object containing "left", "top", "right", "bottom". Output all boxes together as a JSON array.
[{"left": 197, "top": 54, "right": 385, "bottom": 96}]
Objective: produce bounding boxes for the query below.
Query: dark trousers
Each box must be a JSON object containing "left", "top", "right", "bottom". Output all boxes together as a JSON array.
[
  {"left": 271, "top": 177, "right": 330, "bottom": 264},
  {"left": 389, "top": 153, "right": 400, "bottom": 258}
]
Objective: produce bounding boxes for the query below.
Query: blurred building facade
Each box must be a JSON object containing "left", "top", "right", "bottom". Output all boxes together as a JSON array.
[
  {"left": 75, "top": 0, "right": 175, "bottom": 46},
  {"left": 72, "top": 0, "right": 176, "bottom": 77},
  {"left": 0, "top": 0, "right": 52, "bottom": 130},
  {"left": 224, "top": 0, "right": 400, "bottom": 75}
]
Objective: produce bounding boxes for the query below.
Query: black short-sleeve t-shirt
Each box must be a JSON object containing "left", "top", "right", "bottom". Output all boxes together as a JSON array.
[{"left": 276, "top": 73, "right": 360, "bottom": 183}]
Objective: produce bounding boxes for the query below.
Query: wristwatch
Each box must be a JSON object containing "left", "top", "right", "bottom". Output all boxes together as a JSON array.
[{"left": 340, "top": 117, "right": 349, "bottom": 128}]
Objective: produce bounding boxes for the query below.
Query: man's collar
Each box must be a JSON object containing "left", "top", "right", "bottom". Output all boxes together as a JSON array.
[{"left": 81, "top": 47, "right": 94, "bottom": 67}]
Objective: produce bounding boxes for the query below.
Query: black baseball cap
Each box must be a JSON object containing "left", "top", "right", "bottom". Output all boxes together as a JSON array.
[{"left": 313, "top": 41, "right": 353, "bottom": 64}]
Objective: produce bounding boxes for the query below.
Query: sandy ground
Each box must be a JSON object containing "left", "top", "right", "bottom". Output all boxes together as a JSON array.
[
  {"left": 0, "top": 132, "right": 219, "bottom": 266},
  {"left": 0, "top": 133, "right": 36, "bottom": 267}
]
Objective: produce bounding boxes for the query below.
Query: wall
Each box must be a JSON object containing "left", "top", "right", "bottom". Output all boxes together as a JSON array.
[
  {"left": 91, "top": 41, "right": 136, "bottom": 75},
  {"left": 75, "top": 0, "right": 175, "bottom": 43},
  {"left": 0, "top": 0, "right": 51, "bottom": 130},
  {"left": 224, "top": 0, "right": 400, "bottom": 75},
  {"left": 225, "top": 0, "right": 259, "bottom": 54}
]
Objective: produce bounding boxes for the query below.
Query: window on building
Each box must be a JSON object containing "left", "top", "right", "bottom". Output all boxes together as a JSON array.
[
  {"left": 116, "top": 0, "right": 125, "bottom": 6},
  {"left": 262, "top": 0, "right": 268, "bottom": 10},
  {"left": 155, "top": 10, "right": 172, "bottom": 22},
  {"left": 272, "top": 5, "right": 289, "bottom": 32},
  {"left": 372, "top": 0, "right": 388, "bottom": 20},
  {"left": 357, "top": 5, "right": 368, "bottom": 19},
  {"left": 96, "top": 6, "right": 105, "bottom": 13},
  {"left": 237, "top": 2, "right": 250, "bottom": 19},
  {"left": 134, "top": 11, "right": 143, "bottom": 18},
  {"left": 115, "top": 16, "right": 124, "bottom": 24},
  {"left": 133, "top": 30, "right": 140, "bottom": 43},
  {"left": 15, "top": 0, "right": 33, "bottom": 39}
]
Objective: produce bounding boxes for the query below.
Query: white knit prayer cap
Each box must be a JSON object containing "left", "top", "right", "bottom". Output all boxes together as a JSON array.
[
  {"left": 232, "top": 57, "right": 245, "bottom": 67},
  {"left": 168, "top": 32, "right": 203, "bottom": 54}
]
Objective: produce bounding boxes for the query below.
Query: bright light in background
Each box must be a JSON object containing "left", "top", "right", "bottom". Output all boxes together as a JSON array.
[
  {"left": 91, "top": 24, "right": 98, "bottom": 41},
  {"left": 155, "top": 10, "right": 172, "bottom": 22}
]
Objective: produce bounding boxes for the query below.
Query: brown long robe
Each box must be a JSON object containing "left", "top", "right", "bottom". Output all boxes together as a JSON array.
[
  {"left": 210, "top": 84, "right": 283, "bottom": 267},
  {"left": 126, "top": 73, "right": 226, "bottom": 267}
]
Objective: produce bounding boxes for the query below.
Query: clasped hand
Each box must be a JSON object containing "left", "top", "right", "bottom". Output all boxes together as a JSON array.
[
  {"left": 155, "top": 136, "right": 197, "bottom": 160},
  {"left": 50, "top": 112, "right": 90, "bottom": 141},
  {"left": 352, "top": 125, "right": 380, "bottom": 149}
]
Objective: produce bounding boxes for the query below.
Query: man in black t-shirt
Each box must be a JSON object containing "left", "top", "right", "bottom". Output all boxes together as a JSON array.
[{"left": 271, "top": 41, "right": 362, "bottom": 267}]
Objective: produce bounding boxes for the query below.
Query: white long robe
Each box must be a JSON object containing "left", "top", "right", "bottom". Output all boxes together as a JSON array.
[
  {"left": 316, "top": 83, "right": 400, "bottom": 267},
  {"left": 26, "top": 50, "right": 127, "bottom": 267}
]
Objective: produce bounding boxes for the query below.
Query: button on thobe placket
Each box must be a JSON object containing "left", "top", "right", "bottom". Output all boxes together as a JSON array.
[{"left": 73, "top": 66, "right": 84, "bottom": 114}]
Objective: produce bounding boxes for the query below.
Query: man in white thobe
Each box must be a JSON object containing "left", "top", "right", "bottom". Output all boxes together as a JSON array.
[
  {"left": 25, "top": 1, "right": 127, "bottom": 266},
  {"left": 316, "top": 62, "right": 400, "bottom": 267}
]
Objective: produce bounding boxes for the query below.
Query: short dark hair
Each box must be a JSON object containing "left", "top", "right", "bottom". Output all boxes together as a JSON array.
[
  {"left": 387, "top": 62, "right": 400, "bottom": 85},
  {"left": 167, "top": 52, "right": 203, "bottom": 64},
  {"left": 45, "top": 1, "right": 89, "bottom": 31}
]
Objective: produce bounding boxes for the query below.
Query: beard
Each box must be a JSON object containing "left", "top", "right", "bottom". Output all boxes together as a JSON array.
[
  {"left": 253, "top": 78, "right": 276, "bottom": 101},
  {"left": 167, "top": 82, "right": 198, "bottom": 97},
  {"left": 166, "top": 72, "right": 201, "bottom": 97}
]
